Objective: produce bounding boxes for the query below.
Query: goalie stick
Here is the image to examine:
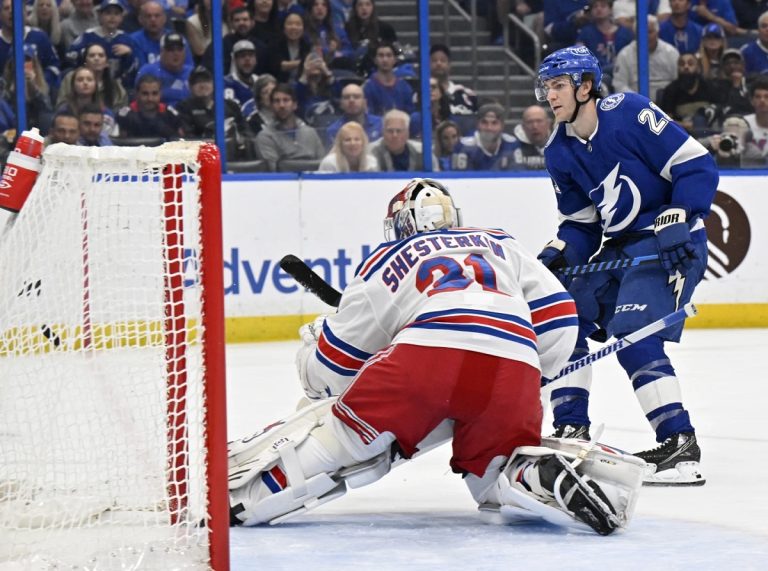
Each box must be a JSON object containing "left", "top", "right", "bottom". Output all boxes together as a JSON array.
[
  {"left": 557, "top": 255, "right": 659, "bottom": 277},
  {"left": 543, "top": 303, "right": 697, "bottom": 385},
  {"left": 279, "top": 254, "right": 342, "bottom": 307}
]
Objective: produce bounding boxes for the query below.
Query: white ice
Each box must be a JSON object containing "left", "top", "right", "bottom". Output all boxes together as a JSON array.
[{"left": 227, "top": 329, "right": 768, "bottom": 570}]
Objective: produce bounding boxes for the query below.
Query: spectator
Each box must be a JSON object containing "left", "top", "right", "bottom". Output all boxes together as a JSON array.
[
  {"left": 363, "top": 43, "right": 414, "bottom": 115},
  {"left": 369, "top": 109, "right": 437, "bottom": 171},
  {"left": 434, "top": 119, "right": 460, "bottom": 171},
  {"left": 660, "top": 52, "right": 720, "bottom": 133},
  {"left": 741, "top": 11, "right": 768, "bottom": 76},
  {"left": 116, "top": 73, "right": 179, "bottom": 139},
  {"left": 743, "top": 76, "right": 768, "bottom": 155},
  {"left": 715, "top": 49, "right": 752, "bottom": 117},
  {"left": 251, "top": 73, "right": 277, "bottom": 132},
  {"left": 697, "top": 23, "right": 726, "bottom": 80},
  {"left": 613, "top": 15, "right": 679, "bottom": 99},
  {"left": 252, "top": 0, "right": 281, "bottom": 47},
  {"left": 256, "top": 83, "right": 325, "bottom": 170},
  {"left": 0, "top": 0, "right": 61, "bottom": 89},
  {"left": 542, "top": 0, "right": 590, "bottom": 50},
  {"left": 78, "top": 102, "right": 113, "bottom": 145},
  {"left": 705, "top": 114, "right": 765, "bottom": 166},
  {"left": 429, "top": 44, "right": 478, "bottom": 116},
  {"left": 613, "top": 1, "right": 672, "bottom": 27},
  {"left": 66, "top": 0, "right": 136, "bottom": 84},
  {"left": 305, "top": 0, "right": 352, "bottom": 62},
  {"left": 453, "top": 103, "right": 520, "bottom": 171},
  {"left": 29, "top": 0, "right": 65, "bottom": 59},
  {"left": 2, "top": 45, "right": 54, "bottom": 135},
  {"left": 204, "top": 5, "right": 266, "bottom": 76},
  {"left": 57, "top": 43, "right": 129, "bottom": 111},
  {"left": 61, "top": 0, "right": 98, "bottom": 50},
  {"left": 131, "top": 1, "right": 191, "bottom": 68},
  {"left": 511, "top": 104, "right": 551, "bottom": 169},
  {"left": 45, "top": 110, "right": 79, "bottom": 145},
  {"left": 268, "top": 12, "right": 311, "bottom": 83},
  {"left": 409, "top": 77, "right": 454, "bottom": 139},
  {"left": 689, "top": 0, "right": 747, "bottom": 36},
  {"left": 317, "top": 120, "right": 379, "bottom": 172},
  {"left": 295, "top": 51, "right": 337, "bottom": 123},
  {"left": 659, "top": 0, "right": 702, "bottom": 55},
  {"left": 275, "top": 0, "right": 305, "bottom": 23},
  {"left": 345, "top": 0, "right": 397, "bottom": 74},
  {"left": 224, "top": 40, "right": 260, "bottom": 117},
  {"left": 173, "top": 65, "right": 250, "bottom": 158},
  {"left": 56, "top": 65, "right": 118, "bottom": 135},
  {"left": 325, "top": 82, "right": 382, "bottom": 146},
  {"left": 576, "top": 0, "right": 633, "bottom": 83},
  {"left": 186, "top": 0, "right": 230, "bottom": 61},
  {"left": 135, "top": 32, "right": 193, "bottom": 107},
  {"left": 731, "top": 0, "right": 768, "bottom": 31}
]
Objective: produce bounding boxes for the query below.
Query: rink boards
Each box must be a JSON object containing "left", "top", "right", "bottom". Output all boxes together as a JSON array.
[{"left": 219, "top": 173, "right": 767, "bottom": 341}]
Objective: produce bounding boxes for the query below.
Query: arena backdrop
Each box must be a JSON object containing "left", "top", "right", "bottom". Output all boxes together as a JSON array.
[{"left": 214, "top": 174, "right": 765, "bottom": 341}]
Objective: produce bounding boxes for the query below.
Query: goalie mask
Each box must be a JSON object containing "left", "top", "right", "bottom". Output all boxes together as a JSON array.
[{"left": 384, "top": 178, "right": 462, "bottom": 241}]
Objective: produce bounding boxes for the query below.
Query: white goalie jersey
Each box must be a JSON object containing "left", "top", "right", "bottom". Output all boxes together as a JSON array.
[{"left": 304, "top": 228, "right": 579, "bottom": 397}]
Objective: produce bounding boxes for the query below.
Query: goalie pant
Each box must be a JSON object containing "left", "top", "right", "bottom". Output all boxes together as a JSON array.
[{"left": 228, "top": 345, "right": 645, "bottom": 533}]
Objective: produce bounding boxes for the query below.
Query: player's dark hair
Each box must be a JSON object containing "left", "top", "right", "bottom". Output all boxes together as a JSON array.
[{"left": 581, "top": 72, "right": 601, "bottom": 99}]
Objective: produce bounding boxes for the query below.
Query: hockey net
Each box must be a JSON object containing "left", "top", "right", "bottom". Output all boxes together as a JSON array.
[{"left": 0, "top": 143, "right": 229, "bottom": 569}]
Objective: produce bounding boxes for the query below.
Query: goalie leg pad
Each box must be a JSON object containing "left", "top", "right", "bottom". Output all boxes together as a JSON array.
[
  {"left": 490, "top": 439, "right": 645, "bottom": 535},
  {"left": 229, "top": 416, "right": 394, "bottom": 526}
]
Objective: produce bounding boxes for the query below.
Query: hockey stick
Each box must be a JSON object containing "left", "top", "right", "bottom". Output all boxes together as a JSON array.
[
  {"left": 279, "top": 254, "right": 342, "bottom": 307},
  {"left": 557, "top": 255, "right": 659, "bottom": 277},
  {"left": 16, "top": 279, "right": 62, "bottom": 348},
  {"left": 543, "top": 302, "right": 697, "bottom": 385}
]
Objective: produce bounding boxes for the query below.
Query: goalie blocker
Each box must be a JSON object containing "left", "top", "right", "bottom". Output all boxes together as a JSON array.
[{"left": 227, "top": 399, "right": 645, "bottom": 535}]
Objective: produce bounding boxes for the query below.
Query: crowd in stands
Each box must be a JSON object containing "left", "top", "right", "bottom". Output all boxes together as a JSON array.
[{"left": 1, "top": 0, "right": 768, "bottom": 170}]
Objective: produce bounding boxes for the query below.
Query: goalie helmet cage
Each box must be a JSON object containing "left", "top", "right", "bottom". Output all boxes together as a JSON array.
[{"left": 0, "top": 143, "right": 229, "bottom": 569}]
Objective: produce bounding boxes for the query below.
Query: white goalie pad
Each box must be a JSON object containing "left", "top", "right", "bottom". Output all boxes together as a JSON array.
[
  {"left": 228, "top": 399, "right": 334, "bottom": 490},
  {"left": 496, "top": 438, "right": 645, "bottom": 532}
]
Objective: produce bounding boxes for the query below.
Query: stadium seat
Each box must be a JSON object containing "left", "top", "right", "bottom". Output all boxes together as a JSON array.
[
  {"left": 111, "top": 136, "right": 165, "bottom": 147},
  {"left": 226, "top": 160, "right": 270, "bottom": 173},
  {"left": 276, "top": 159, "right": 322, "bottom": 172}
]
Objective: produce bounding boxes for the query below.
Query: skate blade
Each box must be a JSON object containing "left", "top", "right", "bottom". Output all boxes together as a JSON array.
[{"left": 642, "top": 461, "right": 706, "bottom": 487}]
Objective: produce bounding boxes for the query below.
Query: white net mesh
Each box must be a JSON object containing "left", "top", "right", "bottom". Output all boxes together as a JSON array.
[{"left": 0, "top": 143, "right": 219, "bottom": 569}]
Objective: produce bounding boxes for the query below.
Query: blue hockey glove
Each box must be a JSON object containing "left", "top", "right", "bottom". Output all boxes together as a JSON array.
[
  {"left": 654, "top": 207, "right": 697, "bottom": 276},
  {"left": 538, "top": 239, "right": 569, "bottom": 272},
  {"left": 538, "top": 239, "right": 578, "bottom": 286}
]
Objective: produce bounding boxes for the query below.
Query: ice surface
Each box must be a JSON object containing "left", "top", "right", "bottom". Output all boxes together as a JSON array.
[{"left": 226, "top": 330, "right": 768, "bottom": 570}]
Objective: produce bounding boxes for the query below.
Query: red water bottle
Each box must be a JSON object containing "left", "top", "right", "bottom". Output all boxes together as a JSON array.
[{"left": 0, "top": 127, "right": 45, "bottom": 214}]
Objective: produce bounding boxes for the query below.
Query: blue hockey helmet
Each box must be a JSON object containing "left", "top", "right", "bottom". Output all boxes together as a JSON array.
[{"left": 535, "top": 46, "right": 602, "bottom": 102}]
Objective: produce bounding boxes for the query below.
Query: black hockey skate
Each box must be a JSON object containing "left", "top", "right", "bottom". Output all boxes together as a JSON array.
[
  {"left": 634, "top": 432, "right": 706, "bottom": 486},
  {"left": 537, "top": 455, "right": 619, "bottom": 535},
  {"left": 551, "top": 424, "right": 591, "bottom": 440}
]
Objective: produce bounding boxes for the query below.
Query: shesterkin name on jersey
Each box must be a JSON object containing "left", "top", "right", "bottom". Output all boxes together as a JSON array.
[{"left": 357, "top": 228, "right": 513, "bottom": 293}]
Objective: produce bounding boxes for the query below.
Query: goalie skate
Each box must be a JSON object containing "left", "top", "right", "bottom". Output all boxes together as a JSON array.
[{"left": 634, "top": 432, "right": 706, "bottom": 487}]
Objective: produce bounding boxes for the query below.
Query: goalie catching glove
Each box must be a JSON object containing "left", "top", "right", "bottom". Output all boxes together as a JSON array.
[
  {"left": 295, "top": 315, "right": 333, "bottom": 400},
  {"left": 654, "top": 206, "right": 697, "bottom": 276}
]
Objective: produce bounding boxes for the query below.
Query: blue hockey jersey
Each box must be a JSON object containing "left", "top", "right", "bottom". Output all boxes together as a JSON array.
[{"left": 544, "top": 92, "right": 718, "bottom": 262}]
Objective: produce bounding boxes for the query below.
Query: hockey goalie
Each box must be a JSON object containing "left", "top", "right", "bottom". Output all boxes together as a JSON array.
[{"left": 228, "top": 179, "right": 645, "bottom": 535}]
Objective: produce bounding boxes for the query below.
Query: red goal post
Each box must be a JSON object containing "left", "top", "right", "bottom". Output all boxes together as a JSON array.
[{"left": 0, "top": 142, "right": 229, "bottom": 569}]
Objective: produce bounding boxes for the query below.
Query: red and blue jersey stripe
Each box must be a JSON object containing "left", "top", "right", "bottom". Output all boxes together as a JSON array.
[
  {"left": 528, "top": 292, "right": 579, "bottom": 336},
  {"left": 405, "top": 307, "right": 538, "bottom": 351},
  {"left": 315, "top": 320, "right": 373, "bottom": 377}
]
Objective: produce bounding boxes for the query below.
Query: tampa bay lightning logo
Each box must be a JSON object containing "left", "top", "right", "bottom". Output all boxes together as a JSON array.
[
  {"left": 590, "top": 163, "right": 641, "bottom": 232},
  {"left": 600, "top": 93, "right": 625, "bottom": 111}
]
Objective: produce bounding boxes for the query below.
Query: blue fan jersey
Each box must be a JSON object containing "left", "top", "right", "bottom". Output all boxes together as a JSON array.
[{"left": 544, "top": 92, "right": 718, "bottom": 262}]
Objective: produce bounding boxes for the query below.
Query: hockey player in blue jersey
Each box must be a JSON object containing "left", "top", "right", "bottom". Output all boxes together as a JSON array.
[{"left": 535, "top": 46, "right": 717, "bottom": 486}]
